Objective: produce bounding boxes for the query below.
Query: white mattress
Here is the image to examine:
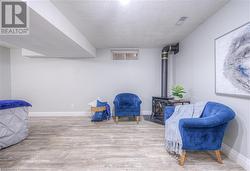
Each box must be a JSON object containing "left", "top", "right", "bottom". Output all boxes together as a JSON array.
[{"left": 0, "top": 107, "right": 29, "bottom": 149}]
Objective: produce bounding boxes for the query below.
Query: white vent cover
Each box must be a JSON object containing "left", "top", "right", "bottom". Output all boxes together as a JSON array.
[{"left": 111, "top": 49, "right": 139, "bottom": 60}]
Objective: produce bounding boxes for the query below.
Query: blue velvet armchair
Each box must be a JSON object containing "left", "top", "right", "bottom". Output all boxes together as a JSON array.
[
  {"left": 164, "top": 102, "right": 235, "bottom": 165},
  {"left": 113, "top": 93, "right": 142, "bottom": 123}
]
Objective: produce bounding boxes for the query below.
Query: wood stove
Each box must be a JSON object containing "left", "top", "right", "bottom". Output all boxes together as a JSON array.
[{"left": 151, "top": 96, "right": 173, "bottom": 124}]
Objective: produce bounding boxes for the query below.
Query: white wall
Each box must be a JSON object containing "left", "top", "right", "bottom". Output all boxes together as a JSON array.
[
  {"left": 0, "top": 46, "right": 11, "bottom": 99},
  {"left": 174, "top": 0, "right": 250, "bottom": 164},
  {"left": 10, "top": 48, "right": 161, "bottom": 113}
]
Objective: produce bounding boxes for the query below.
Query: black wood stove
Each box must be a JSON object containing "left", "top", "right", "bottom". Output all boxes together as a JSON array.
[{"left": 150, "top": 96, "right": 174, "bottom": 124}]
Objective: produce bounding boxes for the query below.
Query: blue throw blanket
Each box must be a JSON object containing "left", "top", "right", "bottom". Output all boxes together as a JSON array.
[
  {"left": 0, "top": 100, "right": 32, "bottom": 110},
  {"left": 165, "top": 102, "right": 206, "bottom": 155}
]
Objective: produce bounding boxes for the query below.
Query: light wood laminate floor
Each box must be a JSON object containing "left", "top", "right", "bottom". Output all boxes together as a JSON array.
[{"left": 0, "top": 116, "right": 245, "bottom": 171}]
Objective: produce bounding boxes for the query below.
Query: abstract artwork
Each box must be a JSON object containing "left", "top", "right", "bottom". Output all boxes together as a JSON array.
[{"left": 215, "top": 22, "right": 250, "bottom": 97}]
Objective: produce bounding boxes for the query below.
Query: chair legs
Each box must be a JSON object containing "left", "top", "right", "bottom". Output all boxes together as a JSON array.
[
  {"left": 114, "top": 116, "right": 140, "bottom": 124},
  {"left": 136, "top": 116, "right": 140, "bottom": 124},
  {"left": 179, "top": 151, "right": 186, "bottom": 166},
  {"left": 179, "top": 150, "right": 223, "bottom": 166},
  {"left": 215, "top": 150, "right": 223, "bottom": 164}
]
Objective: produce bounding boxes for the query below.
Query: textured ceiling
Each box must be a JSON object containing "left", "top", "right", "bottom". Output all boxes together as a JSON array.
[{"left": 52, "top": 0, "right": 229, "bottom": 48}]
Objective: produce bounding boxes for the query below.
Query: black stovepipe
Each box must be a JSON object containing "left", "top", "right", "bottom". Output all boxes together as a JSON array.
[{"left": 161, "top": 43, "right": 179, "bottom": 97}]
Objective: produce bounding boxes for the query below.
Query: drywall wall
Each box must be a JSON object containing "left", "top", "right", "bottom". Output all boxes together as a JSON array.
[
  {"left": 174, "top": 0, "right": 250, "bottom": 163},
  {"left": 10, "top": 48, "right": 161, "bottom": 113},
  {"left": 0, "top": 46, "right": 11, "bottom": 99}
]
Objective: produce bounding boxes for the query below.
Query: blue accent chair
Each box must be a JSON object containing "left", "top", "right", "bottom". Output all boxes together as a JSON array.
[
  {"left": 164, "top": 102, "right": 235, "bottom": 165},
  {"left": 113, "top": 93, "right": 142, "bottom": 123}
]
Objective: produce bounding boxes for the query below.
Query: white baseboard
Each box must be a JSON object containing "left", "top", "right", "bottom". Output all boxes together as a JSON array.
[
  {"left": 29, "top": 111, "right": 91, "bottom": 117},
  {"left": 29, "top": 110, "right": 152, "bottom": 117},
  {"left": 222, "top": 143, "right": 250, "bottom": 171}
]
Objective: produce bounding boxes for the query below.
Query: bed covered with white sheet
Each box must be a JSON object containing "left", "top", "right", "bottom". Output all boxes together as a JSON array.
[{"left": 0, "top": 100, "right": 31, "bottom": 149}]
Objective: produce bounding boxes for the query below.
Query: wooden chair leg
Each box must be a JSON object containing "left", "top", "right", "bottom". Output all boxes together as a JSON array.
[
  {"left": 115, "top": 116, "right": 119, "bottom": 124},
  {"left": 179, "top": 151, "right": 186, "bottom": 166},
  {"left": 215, "top": 150, "right": 223, "bottom": 164},
  {"left": 136, "top": 116, "right": 140, "bottom": 124}
]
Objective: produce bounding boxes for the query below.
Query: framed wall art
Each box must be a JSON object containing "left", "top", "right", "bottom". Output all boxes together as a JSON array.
[{"left": 215, "top": 22, "right": 250, "bottom": 98}]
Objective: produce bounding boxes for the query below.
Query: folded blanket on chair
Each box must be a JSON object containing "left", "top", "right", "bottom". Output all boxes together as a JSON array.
[{"left": 165, "top": 102, "right": 206, "bottom": 155}]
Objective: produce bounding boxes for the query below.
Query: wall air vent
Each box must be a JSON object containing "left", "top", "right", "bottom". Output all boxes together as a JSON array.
[{"left": 111, "top": 49, "right": 139, "bottom": 60}]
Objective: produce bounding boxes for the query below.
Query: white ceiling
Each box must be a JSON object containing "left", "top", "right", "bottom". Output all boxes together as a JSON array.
[
  {"left": 0, "top": 0, "right": 228, "bottom": 57},
  {"left": 0, "top": 9, "right": 93, "bottom": 57},
  {"left": 52, "top": 0, "right": 229, "bottom": 48}
]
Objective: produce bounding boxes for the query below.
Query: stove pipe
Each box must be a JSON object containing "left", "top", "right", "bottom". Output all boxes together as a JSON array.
[{"left": 161, "top": 43, "right": 179, "bottom": 97}]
